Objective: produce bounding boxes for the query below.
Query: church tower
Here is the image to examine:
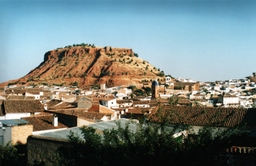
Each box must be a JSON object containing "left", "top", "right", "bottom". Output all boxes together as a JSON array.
[{"left": 151, "top": 80, "right": 159, "bottom": 100}]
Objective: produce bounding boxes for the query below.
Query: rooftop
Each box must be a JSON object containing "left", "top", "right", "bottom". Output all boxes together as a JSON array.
[
  {"left": 150, "top": 106, "right": 256, "bottom": 129},
  {"left": 3, "top": 100, "right": 45, "bottom": 113},
  {"left": 32, "top": 118, "right": 138, "bottom": 140},
  {"left": 0, "top": 119, "right": 29, "bottom": 127},
  {"left": 23, "top": 113, "right": 69, "bottom": 131}
]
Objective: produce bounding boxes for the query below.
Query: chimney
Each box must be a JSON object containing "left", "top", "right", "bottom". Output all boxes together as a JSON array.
[
  {"left": 44, "top": 104, "right": 48, "bottom": 111},
  {"left": 52, "top": 114, "right": 58, "bottom": 127},
  {"left": 100, "top": 84, "right": 106, "bottom": 90}
]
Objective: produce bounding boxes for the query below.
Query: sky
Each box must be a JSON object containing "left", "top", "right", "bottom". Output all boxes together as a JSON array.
[{"left": 1, "top": 0, "right": 256, "bottom": 83}]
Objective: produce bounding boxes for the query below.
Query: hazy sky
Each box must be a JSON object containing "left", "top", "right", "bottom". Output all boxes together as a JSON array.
[{"left": 1, "top": 0, "right": 256, "bottom": 83}]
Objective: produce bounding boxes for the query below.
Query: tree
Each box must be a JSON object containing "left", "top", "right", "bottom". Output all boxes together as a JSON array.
[
  {"left": 0, "top": 143, "right": 21, "bottom": 166},
  {"left": 58, "top": 119, "right": 183, "bottom": 165},
  {"left": 57, "top": 105, "right": 246, "bottom": 166},
  {"left": 127, "top": 85, "right": 136, "bottom": 91},
  {"left": 142, "top": 86, "right": 151, "bottom": 96},
  {"left": 133, "top": 89, "right": 145, "bottom": 96},
  {"left": 72, "top": 81, "right": 78, "bottom": 87},
  {"left": 145, "top": 65, "right": 149, "bottom": 70}
]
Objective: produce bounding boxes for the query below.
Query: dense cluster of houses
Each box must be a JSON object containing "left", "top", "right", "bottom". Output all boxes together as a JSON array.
[
  {"left": 164, "top": 76, "right": 256, "bottom": 108},
  {"left": 0, "top": 74, "right": 256, "bottom": 165}
]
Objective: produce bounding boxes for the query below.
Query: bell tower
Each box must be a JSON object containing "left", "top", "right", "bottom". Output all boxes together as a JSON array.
[{"left": 151, "top": 80, "right": 159, "bottom": 100}]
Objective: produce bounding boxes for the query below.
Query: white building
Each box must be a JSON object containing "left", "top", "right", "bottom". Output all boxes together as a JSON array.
[{"left": 223, "top": 95, "right": 239, "bottom": 107}]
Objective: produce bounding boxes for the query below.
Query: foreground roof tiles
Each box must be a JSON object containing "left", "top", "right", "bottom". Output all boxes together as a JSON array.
[{"left": 150, "top": 106, "right": 256, "bottom": 128}]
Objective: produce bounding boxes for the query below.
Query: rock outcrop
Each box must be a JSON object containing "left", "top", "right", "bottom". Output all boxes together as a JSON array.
[{"left": 3, "top": 45, "right": 166, "bottom": 87}]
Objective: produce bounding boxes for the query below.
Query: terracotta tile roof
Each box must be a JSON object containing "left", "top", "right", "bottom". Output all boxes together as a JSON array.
[
  {"left": 79, "top": 112, "right": 109, "bottom": 121},
  {"left": 88, "top": 94, "right": 116, "bottom": 101},
  {"left": 48, "top": 109, "right": 109, "bottom": 121},
  {"left": 177, "top": 99, "right": 192, "bottom": 105},
  {"left": 51, "top": 102, "right": 76, "bottom": 109},
  {"left": 26, "top": 91, "right": 40, "bottom": 95},
  {"left": 7, "top": 95, "right": 25, "bottom": 100},
  {"left": 127, "top": 108, "right": 151, "bottom": 114},
  {"left": 190, "top": 99, "right": 208, "bottom": 102},
  {"left": 5, "top": 88, "right": 45, "bottom": 95},
  {"left": 224, "top": 94, "right": 238, "bottom": 98},
  {"left": 177, "top": 94, "right": 188, "bottom": 99},
  {"left": 150, "top": 106, "right": 256, "bottom": 128},
  {"left": 175, "top": 82, "right": 198, "bottom": 86},
  {"left": 41, "top": 92, "right": 53, "bottom": 98},
  {"left": 88, "top": 104, "right": 100, "bottom": 112},
  {"left": 5, "top": 89, "right": 26, "bottom": 94},
  {"left": 158, "top": 99, "right": 170, "bottom": 103},
  {"left": 133, "top": 100, "right": 150, "bottom": 104},
  {"left": 25, "top": 96, "right": 36, "bottom": 100},
  {"left": 194, "top": 93, "right": 204, "bottom": 96},
  {"left": 116, "top": 100, "right": 133, "bottom": 104},
  {"left": 46, "top": 99, "right": 62, "bottom": 108},
  {"left": 26, "top": 88, "right": 46, "bottom": 92},
  {"left": 4, "top": 100, "right": 44, "bottom": 113},
  {"left": 23, "top": 113, "right": 69, "bottom": 131}
]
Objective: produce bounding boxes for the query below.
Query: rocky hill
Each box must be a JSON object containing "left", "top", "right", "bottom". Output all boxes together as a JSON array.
[{"left": 3, "top": 44, "right": 166, "bottom": 87}]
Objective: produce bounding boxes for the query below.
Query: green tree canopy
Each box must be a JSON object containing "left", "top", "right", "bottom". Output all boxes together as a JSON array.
[{"left": 56, "top": 106, "right": 246, "bottom": 166}]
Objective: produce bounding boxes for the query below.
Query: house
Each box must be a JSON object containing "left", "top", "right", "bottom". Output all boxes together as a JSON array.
[
  {"left": 116, "top": 99, "right": 133, "bottom": 108},
  {"left": 89, "top": 93, "right": 117, "bottom": 109},
  {"left": 99, "top": 97, "right": 117, "bottom": 109},
  {"left": 115, "top": 88, "right": 132, "bottom": 99},
  {"left": 123, "top": 107, "right": 156, "bottom": 119},
  {"left": 223, "top": 94, "right": 239, "bottom": 107},
  {"left": 133, "top": 100, "right": 150, "bottom": 108},
  {"left": 0, "top": 100, "right": 45, "bottom": 120},
  {"left": 22, "top": 113, "right": 69, "bottom": 132},
  {"left": 45, "top": 94, "right": 119, "bottom": 126},
  {"left": 5, "top": 87, "right": 46, "bottom": 100},
  {"left": 189, "top": 93, "right": 205, "bottom": 100},
  {"left": 25, "top": 91, "right": 41, "bottom": 100},
  {"left": 46, "top": 108, "right": 111, "bottom": 127},
  {"left": 210, "top": 94, "right": 223, "bottom": 107},
  {"left": 77, "top": 96, "right": 92, "bottom": 109},
  {"left": 0, "top": 119, "right": 33, "bottom": 145},
  {"left": 239, "top": 95, "right": 253, "bottom": 108},
  {"left": 46, "top": 99, "right": 118, "bottom": 126},
  {"left": 5, "top": 88, "right": 26, "bottom": 96},
  {"left": 173, "top": 82, "right": 200, "bottom": 92},
  {"left": 60, "top": 93, "right": 76, "bottom": 103},
  {"left": 165, "top": 76, "right": 172, "bottom": 85}
]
